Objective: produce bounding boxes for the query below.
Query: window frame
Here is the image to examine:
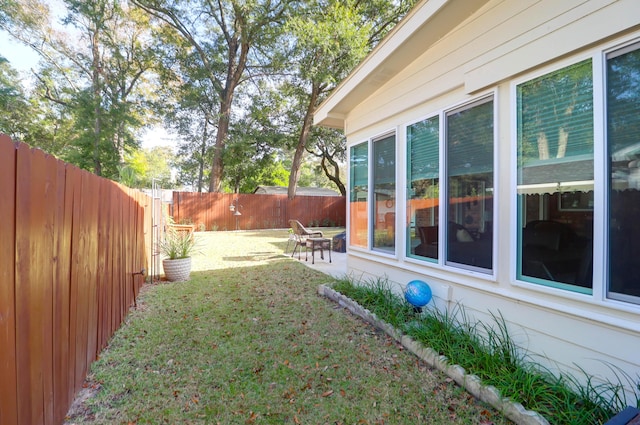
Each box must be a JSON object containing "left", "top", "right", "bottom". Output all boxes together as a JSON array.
[
  {"left": 514, "top": 57, "right": 595, "bottom": 294},
  {"left": 510, "top": 38, "right": 640, "bottom": 308},
  {"left": 403, "top": 94, "right": 497, "bottom": 278},
  {"left": 371, "top": 132, "right": 397, "bottom": 255},
  {"left": 604, "top": 40, "right": 640, "bottom": 305},
  {"left": 406, "top": 113, "right": 441, "bottom": 263},
  {"left": 347, "top": 130, "right": 398, "bottom": 256},
  {"left": 348, "top": 141, "right": 370, "bottom": 250}
]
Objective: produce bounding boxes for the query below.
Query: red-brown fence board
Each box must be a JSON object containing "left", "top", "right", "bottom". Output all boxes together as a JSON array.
[
  {"left": 172, "top": 192, "right": 346, "bottom": 231},
  {"left": 0, "top": 136, "right": 18, "bottom": 425},
  {"left": 16, "top": 143, "right": 55, "bottom": 425},
  {"left": 53, "top": 160, "right": 72, "bottom": 423},
  {"left": 0, "top": 135, "right": 150, "bottom": 425},
  {"left": 64, "top": 163, "right": 80, "bottom": 419}
]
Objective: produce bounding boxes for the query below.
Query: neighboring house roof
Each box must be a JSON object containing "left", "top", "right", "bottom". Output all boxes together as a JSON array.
[
  {"left": 314, "top": 0, "right": 490, "bottom": 129},
  {"left": 253, "top": 186, "right": 341, "bottom": 197}
]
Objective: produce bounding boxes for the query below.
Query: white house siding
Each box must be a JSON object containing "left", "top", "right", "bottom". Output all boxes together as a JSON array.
[{"left": 332, "top": 0, "right": 640, "bottom": 399}]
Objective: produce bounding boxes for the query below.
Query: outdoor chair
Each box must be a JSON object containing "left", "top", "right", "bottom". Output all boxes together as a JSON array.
[{"left": 288, "top": 219, "right": 323, "bottom": 259}]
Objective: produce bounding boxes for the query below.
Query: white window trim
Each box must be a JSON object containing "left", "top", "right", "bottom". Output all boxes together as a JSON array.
[
  {"left": 347, "top": 140, "right": 369, "bottom": 253},
  {"left": 441, "top": 94, "right": 497, "bottom": 276},
  {"left": 370, "top": 129, "right": 399, "bottom": 259},
  {"left": 400, "top": 92, "right": 498, "bottom": 280},
  {"left": 509, "top": 35, "right": 640, "bottom": 311}
]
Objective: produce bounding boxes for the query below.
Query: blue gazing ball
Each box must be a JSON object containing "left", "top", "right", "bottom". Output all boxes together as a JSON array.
[{"left": 404, "top": 280, "right": 432, "bottom": 308}]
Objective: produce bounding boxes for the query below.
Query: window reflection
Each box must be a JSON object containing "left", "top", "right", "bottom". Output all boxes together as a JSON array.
[
  {"left": 446, "top": 98, "right": 494, "bottom": 271},
  {"left": 372, "top": 134, "right": 396, "bottom": 253},
  {"left": 517, "top": 59, "right": 594, "bottom": 291},
  {"left": 607, "top": 43, "right": 640, "bottom": 301},
  {"left": 349, "top": 143, "right": 368, "bottom": 248},
  {"left": 407, "top": 116, "right": 439, "bottom": 260}
]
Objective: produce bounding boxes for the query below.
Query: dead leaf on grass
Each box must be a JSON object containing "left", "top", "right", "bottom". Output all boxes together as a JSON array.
[{"left": 245, "top": 411, "right": 258, "bottom": 424}]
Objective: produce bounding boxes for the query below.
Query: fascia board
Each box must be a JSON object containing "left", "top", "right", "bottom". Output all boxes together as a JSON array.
[{"left": 314, "top": 0, "right": 490, "bottom": 128}]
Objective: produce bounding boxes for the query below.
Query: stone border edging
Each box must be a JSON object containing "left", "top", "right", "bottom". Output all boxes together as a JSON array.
[{"left": 318, "top": 284, "right": 550, "bottom": 425}]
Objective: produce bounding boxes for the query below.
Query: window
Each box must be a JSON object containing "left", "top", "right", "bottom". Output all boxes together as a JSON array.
[
  {"left": 407, "top": 116, "right": 439, "bottom": 260},
  {"left": 372, "top": 134, "right": 396, "bottom": 253},
  {"left": 445, "top": 98, "right": 494, "bottom": 271},
  {"left": 516, "top": 59, "right": 594, "bottom": 292},
  {"left": 607, "top": 43, "right": 640, "bottom": 302},
  {"left": 349, "top": 142, "right": 368, "bottom": 248}
]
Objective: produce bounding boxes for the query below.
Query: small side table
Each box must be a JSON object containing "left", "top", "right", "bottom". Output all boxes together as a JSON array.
[{"left": 305, "top": 238, "right": 332, "bottom": 264}]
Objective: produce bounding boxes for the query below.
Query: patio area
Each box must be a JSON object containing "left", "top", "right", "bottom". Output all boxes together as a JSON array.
[{"left": 188, "top": 228, "right": 347, "bottom": 278}]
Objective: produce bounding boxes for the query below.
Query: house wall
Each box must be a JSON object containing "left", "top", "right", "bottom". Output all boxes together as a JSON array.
[{"left": 342, "top": 0, "right": 640, "bottom": 397}]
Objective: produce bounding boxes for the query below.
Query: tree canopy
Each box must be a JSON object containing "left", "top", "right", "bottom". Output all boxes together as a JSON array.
[{"left": 1, "top": 0, "right": 417, "bottom": 192}]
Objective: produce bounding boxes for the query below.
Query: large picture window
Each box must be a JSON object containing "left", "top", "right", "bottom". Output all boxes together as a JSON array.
[
  {"left": 445, "top": 98, "right": 494, "bottom": 271},
  {"left": 372, "top": 134, "right": 396, "bottom": 253},
  {"left": 349, "top": 142, "right": 368, "bottom": 248},
  {"left": 607, "top": 43, "right": 640, "bottom": 302},
  {"left": 407, "top": 116, "right": 439, "bottom": 260},
  {"left": 516, "top": 60, "right": 594, "bottom": 292}
]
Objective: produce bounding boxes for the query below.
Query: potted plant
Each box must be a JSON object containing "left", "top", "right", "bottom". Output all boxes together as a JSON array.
[{"left": 159, "top": 229, "right": 197, "bottom": 281}]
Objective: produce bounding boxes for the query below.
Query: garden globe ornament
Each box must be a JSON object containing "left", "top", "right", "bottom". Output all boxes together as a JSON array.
[{"left": 404, "top": 279, "right": 432, "bottom": 313}]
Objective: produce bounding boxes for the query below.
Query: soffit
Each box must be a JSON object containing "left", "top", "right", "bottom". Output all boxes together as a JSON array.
[{"left": 314, "top": 0, "right": 491, "bottom": 129}]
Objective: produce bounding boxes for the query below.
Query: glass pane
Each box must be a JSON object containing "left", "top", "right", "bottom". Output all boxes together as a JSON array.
[
  {"left": 373, "top": 134, "right": 396, "bottom": 253},
  {"left": 516, "top": 60, "right": 593, "bottom": 291},
  {"left": 349, "top": 143, "right": 368, "bottom": 248},
  {"left": 607, "top": 43, "right": 640, "bottom": 302},
  {"left": 446, "top": 98, "right": 493, "bottom": 270},
  {"left": 407, "top": 116, "right": 439, "bottom": 260}
]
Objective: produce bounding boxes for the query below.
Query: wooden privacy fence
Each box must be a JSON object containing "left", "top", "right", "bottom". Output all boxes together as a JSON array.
[
  {"left": 0, "top": 135, "right": 150, "bottom": 425},
  {"left": 171, "top": 192, "right": 346, "bottom": 231}
]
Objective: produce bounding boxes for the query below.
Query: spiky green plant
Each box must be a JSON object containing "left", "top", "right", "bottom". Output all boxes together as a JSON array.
[
  {"left": 159, "top": 230, "right": 197, "bottom": 259},
  {"left": 331, "top": 277, "right": 640, "bottom": 425}
]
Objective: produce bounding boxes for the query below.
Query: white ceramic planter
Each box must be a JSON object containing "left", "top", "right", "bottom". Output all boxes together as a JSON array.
[{"left": 162, "top": 257, "right": 192, "bottom": 282}]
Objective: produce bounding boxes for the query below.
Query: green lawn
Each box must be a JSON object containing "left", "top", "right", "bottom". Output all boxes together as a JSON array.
[{"left": 65, "top": 230, "right": 510, "bottom": 424}]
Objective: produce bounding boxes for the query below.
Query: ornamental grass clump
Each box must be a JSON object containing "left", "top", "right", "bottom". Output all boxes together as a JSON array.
[
  {"left": 159, "top": 230, "right": 197, "bottom": 260},
  {"left": 331, "top": 277, "right": 640, "bottom": 425}
]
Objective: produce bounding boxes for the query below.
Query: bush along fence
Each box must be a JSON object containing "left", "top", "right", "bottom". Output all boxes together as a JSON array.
[
  {"left": 170, "top": 191, "right": 346, "bottom": 231},
  {"left": 0, "top": 134, "right": 151, "bottom": 425}
]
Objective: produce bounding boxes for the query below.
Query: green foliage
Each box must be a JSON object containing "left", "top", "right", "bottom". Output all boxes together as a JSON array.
[
  {"left": 123, "top": 146, "right": 175, "bottom": 188},
  {"left": 158, "top": 229, "right": 197, "bottom": 259},
  {"left": 2, "top": 0, "right": 155, "bottom": 178},
  {"left": 117, "top": 165, "right": 138, "bottom": 187},
  {"left": 331, "top": 277, "right": 640, "bottom": 425},
  {"left": 2, "top": 0, "right": 416, "bottom": 190}
]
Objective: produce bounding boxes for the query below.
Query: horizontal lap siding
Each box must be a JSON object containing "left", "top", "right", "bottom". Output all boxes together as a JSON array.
[
  {"left": 0, "top": 135, "right": 150, "bottom": 425},
  {"left": 347, "top": 0, "right": 628, "bottom": 134},
  {"left": 172, "top": 192, "right": 346, "bottom": 231}
]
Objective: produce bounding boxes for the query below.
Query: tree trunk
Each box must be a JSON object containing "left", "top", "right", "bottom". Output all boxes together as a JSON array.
[
  {"left": 208, "top": 37, "right": 248, "bottom": 192},
  {"left": 92, "top": 30, "right": 102, "bottom": 176},
  {"left": 288, "top": 84, "right": 320, "bottom": 199},
  {"left": 209, "top": 94, "right": 231, "bottom": 192},
  {"left": 197, "top": 118, "right": 209, "bottom": 192},
  {"left": 557, "top": 127, "right": 568, "bottom": 158},
  {"left": 537, "top": 132, "right": 549, "bottom": 160},
  {"left": 320, "top": 155, "right": 346, "bottom": 196}
]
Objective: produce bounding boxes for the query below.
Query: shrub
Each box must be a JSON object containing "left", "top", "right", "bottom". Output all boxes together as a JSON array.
[{"left": 330, "top": 277, "right": 640, "bottom": 425}]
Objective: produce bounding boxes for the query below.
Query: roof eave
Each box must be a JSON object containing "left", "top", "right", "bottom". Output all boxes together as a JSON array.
[{"left": 313, "top": 0, "right": 490, "bottom": 130}]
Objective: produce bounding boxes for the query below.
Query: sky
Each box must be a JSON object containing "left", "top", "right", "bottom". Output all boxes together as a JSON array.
[{"left": 0, "top": 30, "right": 40, "bottom": 74}]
